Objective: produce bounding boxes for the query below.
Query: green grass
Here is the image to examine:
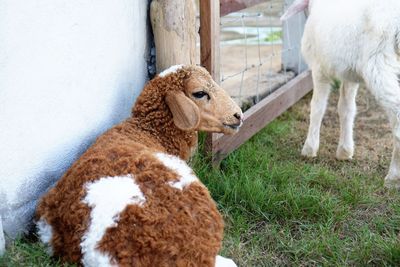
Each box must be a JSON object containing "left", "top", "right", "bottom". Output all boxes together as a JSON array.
[
  {"left": 0, "top": 237, "right": 75, "bottom": 267},
  {"left": 2, "top": 107, "right": 400, "bottom": 266},
  {"left": 191, "top": 111, "right": 400, "bottom": 266},
  {"left": 263, "top": 30, "right": 282, "bottom": 43}
]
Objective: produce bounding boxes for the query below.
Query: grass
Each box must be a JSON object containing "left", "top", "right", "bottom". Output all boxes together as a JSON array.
[
  {"left": 0, "top": 237, "right": 75, "bottom": 267},
  {"left": 190, "top": 107, "right": 400, "bottom": 266},
  {"left": 1, "top": 95, "right": 400, "bottom": 266},
  {"left": 263, "top": 30, "right": 282, "bottom": 43}
]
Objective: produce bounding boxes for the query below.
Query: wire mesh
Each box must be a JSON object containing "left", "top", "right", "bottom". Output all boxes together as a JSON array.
[{"left": 219, "top": 0, "right": 305, "bottom": 109}]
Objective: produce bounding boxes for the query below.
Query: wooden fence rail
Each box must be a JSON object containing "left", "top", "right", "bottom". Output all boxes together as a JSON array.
[{"left": 220, "top": 0, "right": 267, "bottom": 16}]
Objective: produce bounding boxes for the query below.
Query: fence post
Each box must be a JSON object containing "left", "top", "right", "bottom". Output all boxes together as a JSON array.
[
  {"left": 150, "top": 0, "right": 197, "bottom": 72},
  {"left": 282, "top": 0, "right": 307, "bottom": 73},
  {"left": 199, "top": 0, "right": 220, "bottom": 163},
  {"left": 199, "top": 0, "right": 220, "bottom": 81}
]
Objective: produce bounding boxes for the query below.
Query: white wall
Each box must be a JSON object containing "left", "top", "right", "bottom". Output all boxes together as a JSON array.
[{"left": 0, "top": 0, "right": 150, "bottom": 245}]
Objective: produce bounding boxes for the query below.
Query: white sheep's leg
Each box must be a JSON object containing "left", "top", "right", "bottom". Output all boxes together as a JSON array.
[
  {"left": 363, "top": 62, "right": 400, "bottom": 189},
  {"left": 386, "top": 147, "right": 400, "bottom": 189},
  {"left": 336, "top": 82, "right": 359, "bottom": 160},
  {"left": 383, "top": 111, "right": 400, "bottom": 189},
  {"left": 302, "top": 71, "right": 331, "bottom": 157}
]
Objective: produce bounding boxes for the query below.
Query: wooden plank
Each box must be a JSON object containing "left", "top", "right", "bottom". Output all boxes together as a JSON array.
[
  {"left": 199, "top": 0, "right": 221, "bottom": 156},
  {"left": 220, "top": 0, "right": 268, "bottom": 16},
  {"left": 212, "top": 70, "right": 313, "bottom": 163}
]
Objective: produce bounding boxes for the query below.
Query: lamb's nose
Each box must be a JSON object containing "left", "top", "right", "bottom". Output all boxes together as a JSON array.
[{"left": 233, "top": 112, "right": 243, "bottom": 122}]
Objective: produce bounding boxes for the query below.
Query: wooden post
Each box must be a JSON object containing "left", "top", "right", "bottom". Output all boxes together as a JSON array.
[
  {"left": 199, "top": 0, "right": 220, "bottom": 162},
  {"left": 282, "top": 0, "right": 308, "bottom": 73},
  {"left": 150, "top": 0, "right": 197, "bottom": 73},
  {"left": 200, "top": 0, "right": 220, "bottom": 82}
]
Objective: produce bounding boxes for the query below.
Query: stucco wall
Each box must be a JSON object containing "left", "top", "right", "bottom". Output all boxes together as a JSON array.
[{"left": 0, "top": 0, "right": 150, "bottom": 245}]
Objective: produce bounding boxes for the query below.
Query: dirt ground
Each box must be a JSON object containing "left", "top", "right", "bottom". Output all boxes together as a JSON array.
[
  {"left": 219, "top": 1, "right": 288, "bottom": 105},
  {"left": 293, "top": 85, "right": 393, "bottom": 172},
  {"left": 220, "top": 44, "right": 294, "bottom": 106}
]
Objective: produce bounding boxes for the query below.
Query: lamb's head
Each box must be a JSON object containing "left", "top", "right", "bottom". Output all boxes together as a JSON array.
[{"left": 162, "top": 65, "right": 243, "bottom": 135}]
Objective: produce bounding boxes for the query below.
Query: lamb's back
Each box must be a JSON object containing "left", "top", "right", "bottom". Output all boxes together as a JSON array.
[{"left": 36, "top": 121, "right": 223, "bottom": 266}]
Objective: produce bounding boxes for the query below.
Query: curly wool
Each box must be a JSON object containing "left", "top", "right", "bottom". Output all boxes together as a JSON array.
[
  {"left": 132, "top": 67, "right": 198, "bottom": 160},
  {"left": 36, "top": 66, "right": 224, "bottom": 266}
]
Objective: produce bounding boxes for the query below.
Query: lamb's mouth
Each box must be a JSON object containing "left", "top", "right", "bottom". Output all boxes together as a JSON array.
[{"left": 223, "top": 122, "right": 242, "bottom": 131}]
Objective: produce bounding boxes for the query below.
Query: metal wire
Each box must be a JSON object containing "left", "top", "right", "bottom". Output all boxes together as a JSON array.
[{"left": 219, "top": 1, "right": 303, "bottom": 106}]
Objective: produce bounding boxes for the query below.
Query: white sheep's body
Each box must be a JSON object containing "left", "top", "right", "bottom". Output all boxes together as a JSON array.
[
  {"left": 285, "top": 0, "right": 400, "bottom": 188},
  {"left": 303, "top": 0, "right": 400, "bottom": 82}
]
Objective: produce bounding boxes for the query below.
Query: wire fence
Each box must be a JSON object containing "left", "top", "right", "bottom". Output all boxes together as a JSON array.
[{"left": 218, "top": 0, "right": 306, "bottom": 109}]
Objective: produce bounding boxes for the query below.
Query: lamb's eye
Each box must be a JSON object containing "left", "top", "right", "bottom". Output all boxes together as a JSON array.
[{"left": 192, "top": 91, "right": 210, "bottom": 100}]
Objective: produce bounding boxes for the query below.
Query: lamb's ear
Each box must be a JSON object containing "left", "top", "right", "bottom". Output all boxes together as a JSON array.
[
  {"left": 165, "top": 91, "right": 200, "bottom": 131},
  {"left": 280, "top": 0, "right": 309, "bottom": 21}
]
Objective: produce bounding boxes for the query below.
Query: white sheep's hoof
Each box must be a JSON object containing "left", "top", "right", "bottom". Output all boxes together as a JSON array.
[
  {"left": 384, "top": 176, "right": 400, "bottom": 189},
  {"left": 215, "top": 255, "right": 237, "bottom": 267},
  {"left": 301, "top": 143, "right": 318, "bottom": 158},
  {"left": 336, "top": 146, "right": 353, "bottom": 160}
]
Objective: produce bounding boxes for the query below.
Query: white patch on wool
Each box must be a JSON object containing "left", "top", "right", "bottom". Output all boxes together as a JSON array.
[
  {"left": 158, "top": 64, "right": 184, "bottom": 77},
  {"left": 215, "top": 255, "right": 237, "bottom": 267},
  {"left": 36, "top": 218, "right": 54, "bottom": 255},
  {"left": 81, "top": 175, "right": 145, "bottom": 267},
  {"left": 155, "top": 152, "right": 198, "bottom": 190}
]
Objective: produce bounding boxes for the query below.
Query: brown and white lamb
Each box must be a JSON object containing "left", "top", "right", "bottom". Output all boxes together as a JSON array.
[{"left": 35, "top": 65, "right": 243, "bottom": 267}]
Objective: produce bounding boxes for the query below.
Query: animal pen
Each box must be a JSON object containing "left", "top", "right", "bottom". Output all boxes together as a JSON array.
[{"left": 199, "top": 0, "right": 313, "bottom": 164}]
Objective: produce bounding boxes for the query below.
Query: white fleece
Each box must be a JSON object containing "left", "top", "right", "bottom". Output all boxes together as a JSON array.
[
  {"left": 155, "top": 152, "right": 198, "bottom": 190},
  {"left": 36, "top": 217, "right": 54, "bottom": 255},
  {"left": 80, "top": 175, "right": 145, "bottom": 267},
  {"left": 215, "top": 255, "right": 237, "bottom": 267},
  {"left": 158, "top": 64, "right": 184, "bottom": 77}
]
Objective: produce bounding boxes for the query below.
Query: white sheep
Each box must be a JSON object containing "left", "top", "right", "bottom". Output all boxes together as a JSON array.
[{"left": 282, "top": 0, "right": 400, "bottom": 188}]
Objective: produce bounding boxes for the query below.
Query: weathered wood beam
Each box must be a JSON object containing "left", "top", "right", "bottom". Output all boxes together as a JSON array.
[
  {"left": 212, "top": 71, "right": 313, "bottom": 163},
  {"left": 220, "top": 0, "right": 267, "bottom": 16},
  {"left": 150, "top": 0, "right": 196, "bottom": 72},
  {"left": 199, "top": 0, "right": 220, "bottom": 82},
  {"left": 199, "top": 0, "right": 221, "bottom": 159}
]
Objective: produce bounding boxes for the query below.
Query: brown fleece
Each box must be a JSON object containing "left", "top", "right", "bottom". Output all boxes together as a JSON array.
[
  {"left": 36, "top": 65, "right": 242, "bottom": 266},
  {"left": 131, "top": 67, "right": 198, "bottom": 160}
]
